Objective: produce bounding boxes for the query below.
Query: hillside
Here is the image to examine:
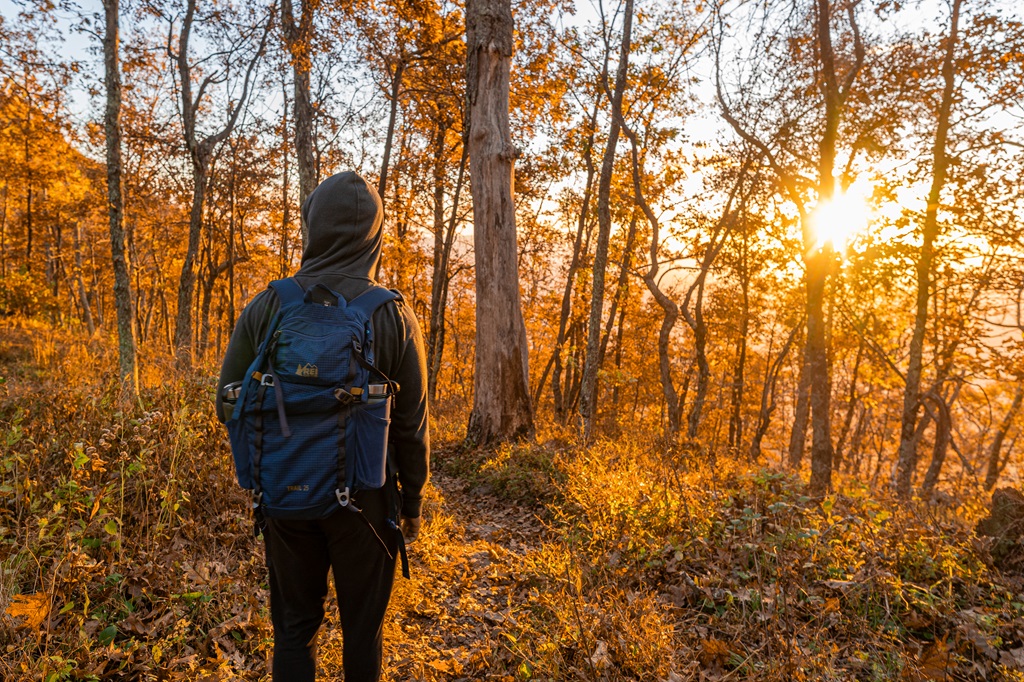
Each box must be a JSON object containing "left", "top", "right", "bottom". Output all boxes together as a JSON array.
[{"left": 1, "top": 321, "right": 1023, "bottom": 681}]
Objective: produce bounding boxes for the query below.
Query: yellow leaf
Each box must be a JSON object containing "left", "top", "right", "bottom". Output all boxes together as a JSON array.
[{"left": 6, "top": 593, "right": 50, "bottom": 630}]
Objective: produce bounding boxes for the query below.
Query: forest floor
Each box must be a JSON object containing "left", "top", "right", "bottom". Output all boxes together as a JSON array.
[
  {"left": 381, "top": 466, "right": 551, "bottom": 680},
  {"left": 3, "top": 320, "right": 1024, "bottom": 681}
]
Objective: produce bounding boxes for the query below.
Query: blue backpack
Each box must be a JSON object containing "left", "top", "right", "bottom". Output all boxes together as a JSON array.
[{"left": 225, "top": 278, "right": 401, "bottom": 521}]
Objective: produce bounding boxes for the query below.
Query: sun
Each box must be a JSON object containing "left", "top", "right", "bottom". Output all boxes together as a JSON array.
[{"left": 809, "top": 178, "right": 874, "bottom": 252}]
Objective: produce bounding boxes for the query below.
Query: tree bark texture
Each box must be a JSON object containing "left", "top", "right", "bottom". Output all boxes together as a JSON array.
[
  {"left": 103, "top": 0, "right": 139, "bottom": 393},
  {"left": 805, "top": 246, "right": 833, "bottom": 495},
  {"left": 465, "top": 0, "right": 533, "bottom": 444},
  {"left": 894, "top": 0, "right": 961, "bottom": 498}
]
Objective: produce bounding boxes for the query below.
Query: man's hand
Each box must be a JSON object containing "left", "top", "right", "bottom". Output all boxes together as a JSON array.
[{"left": 400, "top": 515, "right": 421, "bottom": 544}]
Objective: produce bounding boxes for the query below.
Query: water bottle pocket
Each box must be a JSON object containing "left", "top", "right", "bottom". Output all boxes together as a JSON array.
[{"left": 348, "top": 398, "right": 391, "bottom": 489}]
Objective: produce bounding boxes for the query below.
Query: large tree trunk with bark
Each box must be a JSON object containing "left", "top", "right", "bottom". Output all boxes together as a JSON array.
[
  {"left": 102, "top": 0, "right": 138, "bottom": 394},
  {"left": 805, "top": 247, "right": 833, "bottom": 494},
  {"left": 465, "top": 0, "right": 533, "bottom": 444},
  {"left": 894, "top": 0, "right": 961, "bottom": 498}
]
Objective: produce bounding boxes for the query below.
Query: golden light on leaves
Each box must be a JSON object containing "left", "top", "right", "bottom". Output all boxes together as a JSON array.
[
  {"left": 809, "top": 178, "right": 874, "bottom": 252},
  {"left": 6, "top": 592, "right": 50, "bottom": 630}
]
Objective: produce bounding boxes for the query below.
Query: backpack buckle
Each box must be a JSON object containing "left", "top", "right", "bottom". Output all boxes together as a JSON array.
[
  {"left": 260, "top": 373, "right": 275, "bottom": 387},
  {"left": 336, "top": 487, "right": 351, "bottom": 507},
  {"left": 334, "top": 387, "right": 362, "bottom": 405},
  {"left": 252, "top": 491, "right": 263, "bottom": 508}
]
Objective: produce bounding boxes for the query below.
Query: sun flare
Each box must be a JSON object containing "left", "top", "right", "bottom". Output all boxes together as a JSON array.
[{"left": 809, "top": 178, "right": 874, "bottom": 252}]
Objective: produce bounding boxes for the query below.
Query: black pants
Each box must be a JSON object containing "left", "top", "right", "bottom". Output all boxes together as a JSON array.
[{"left": 263, "top": 488, "right": 397, "bottom": 681}]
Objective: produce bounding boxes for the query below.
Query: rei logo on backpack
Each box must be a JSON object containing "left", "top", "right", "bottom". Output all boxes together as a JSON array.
[{"left": 225, "top": 278, "right": 401, "bottom": 519}]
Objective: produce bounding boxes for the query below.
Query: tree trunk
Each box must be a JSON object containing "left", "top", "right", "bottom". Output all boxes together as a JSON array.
[
  {"left": 428, "top": 135, "right": 467, "bottom": 402},
  {"left": 279, "top": 78, "right": 292, "bottom": 280},
  {"left": 1, "top": 182, "right": 8, "bottom": 279},
  {"left": 894, "top": 0, "right": 961, "bottom": 498},
  {"left": 282, "top": 0, "right": 319, "bottom": 247},
  {"left": 103, "top": 0, "right": 138, "bottom": 394},
  {"left": 920, "top": 392, "right": 953, "bottom": 496},
  {"left": 750, "top": 321, "right": 801, "bottom": 461},
  {"left": 729, "top": 227, "right": 750, "bottom": 450},
  {"left": 579, "top": 0, "right": 633, "bottom": 439},
  {"left": 804, "top": 0, "right": 865, "bottom": 495},
  {"left": 685, "top": 273, "right": 711, "bottom": 439},
  {"left": 174, "top": 152, "right": 208, "bottom": 364},
  {"left": 985, "top": 382, "right": 1024, "bottom": 490},
  {"left": 171, "top": 0, "right": 268, "bottom": 366},
  {"left": 22, "top": 74, "right": 33, "bottom": 271},
  {"left": 378, "top": 60, "right": 405, "bottom": 218},
  {"left": 551, "top": 99, "right": 601, "bottom": 421},
  {"left": 805, "top": 246, "right": 833, "bottom": 495},
  {"left": 786, "top": 352, "right": 811, "bottom": 464},
  {"left": 834, "top": 339, "right": 863, "bottom": 467},
  {"left": 465, "top": 0, "right": 533, "bottom": 444},
  {"left": 72, "top": 222, "right": 95, "bottom": 336}
]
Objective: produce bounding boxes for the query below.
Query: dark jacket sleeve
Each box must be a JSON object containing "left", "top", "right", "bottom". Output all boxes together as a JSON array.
[{"left": 375, "top": 298, "right": 430, "bottom": 519}]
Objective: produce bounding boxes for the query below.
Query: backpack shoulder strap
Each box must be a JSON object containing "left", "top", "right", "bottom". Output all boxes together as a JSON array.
[
  {"left": 347, "top": 287, "right": 402, "bottom": 366},
  {"left": 348, "top": 287, "right": 401, "bottom": 320},
  {"left": 268, "top": 278, "right": 305, "bottom": 308}
]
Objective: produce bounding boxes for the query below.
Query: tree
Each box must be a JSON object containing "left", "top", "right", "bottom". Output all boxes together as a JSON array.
[
  {"left": 280, "top": 0, "right": 319, "bottom": 245},
  {"left": 579, "top": 0, "right": 631, "bottom": 440},
  {"left": 716, "top": 0, "right": 866, "bottom": 494},
  {"left": 167, "top": 0, "right": 271, "bottom": 366},
  {"left": 893, "top": 0, "right": 962, "bottom": 498},
  {"left": 102, "top": 0, "right": 138, "bottom": 394},
  {"left": 464, "top": 0, "right": 533, "bottom": 443}
]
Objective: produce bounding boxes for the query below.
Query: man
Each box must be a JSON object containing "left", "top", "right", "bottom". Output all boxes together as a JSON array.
[{"left": 217, "top": 171, "right": 429, "bottom": 681}]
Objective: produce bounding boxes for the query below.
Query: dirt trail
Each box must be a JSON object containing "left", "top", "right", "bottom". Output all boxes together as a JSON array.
[{"left": 317, "top": 466, "right": 550, "bottom": 681}]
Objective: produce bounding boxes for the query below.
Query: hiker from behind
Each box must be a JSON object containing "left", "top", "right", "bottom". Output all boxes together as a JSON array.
[{"left": 216, "top": 171, "right": 429, "bottom": 682}]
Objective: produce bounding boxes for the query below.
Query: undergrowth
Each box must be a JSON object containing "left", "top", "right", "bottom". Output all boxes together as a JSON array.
[
  {"left": 0, "top": 321, "right": 267, "bottom": 680},
  {"left": 2, "top": 319, "right": 1024, "bottom": 681},
  {"left": 442, "top": 434, "right": 1024, "bottom": 680}
]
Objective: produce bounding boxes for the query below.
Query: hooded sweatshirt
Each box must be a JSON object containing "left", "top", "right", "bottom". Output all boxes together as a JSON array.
[{"left": 216, "top": 171, "right": 429, "bottom": 518}]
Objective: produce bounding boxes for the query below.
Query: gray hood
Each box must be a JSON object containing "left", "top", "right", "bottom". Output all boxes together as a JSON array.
[{"left": 297, "top": 171, "right": 382, "bottom": 280}]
